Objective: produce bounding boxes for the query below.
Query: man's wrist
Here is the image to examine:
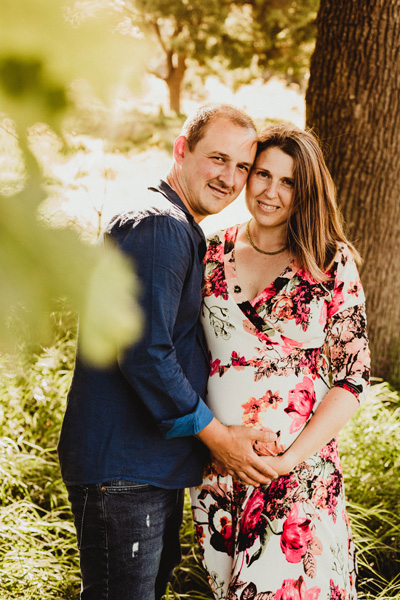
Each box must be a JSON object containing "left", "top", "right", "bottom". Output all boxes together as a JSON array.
[{"left": 195, "top": 417, "right": 228, "bottom": 451}]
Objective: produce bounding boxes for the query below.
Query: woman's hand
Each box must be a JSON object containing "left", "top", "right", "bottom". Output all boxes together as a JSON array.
[{"left": 260, "top": 452, "right": 297, "bottom": 478}]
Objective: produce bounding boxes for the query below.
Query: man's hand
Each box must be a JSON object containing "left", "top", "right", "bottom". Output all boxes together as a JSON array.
[{"left": 196, "top": 418, "right": 279, "bottom": 486}]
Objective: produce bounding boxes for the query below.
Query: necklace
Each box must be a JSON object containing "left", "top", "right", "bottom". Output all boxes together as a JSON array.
[{"left": 246, "top": 219, "right": 287, "bottom": 255}]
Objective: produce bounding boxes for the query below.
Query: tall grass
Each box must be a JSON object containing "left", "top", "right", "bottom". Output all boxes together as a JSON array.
[
  {"left": 0, "top": 312, "right": 80, "bottom": 599},
  {"left": 0, "top": 326, "right": 399, "bottom": 598},
  {"left": 340, "top": 381, "right": 400, "bottom": 598}
]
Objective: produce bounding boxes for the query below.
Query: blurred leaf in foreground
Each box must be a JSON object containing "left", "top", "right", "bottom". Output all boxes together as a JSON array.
[
  {"left": 79, "top": 244, "right": 142, "bottom": 366},
  {"left": 0, "top": 115, "right": 142, "bottom": 366},
  {"left": 0, "top": 114, "right": 26, "bottom": 196}
]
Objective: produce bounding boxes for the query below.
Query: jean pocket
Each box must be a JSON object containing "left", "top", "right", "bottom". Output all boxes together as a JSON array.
[
  {"left": 66, "top": 485, "right": 89, "bottom": 549},
  {"left": 101, "top": 479, "right": 154, "bottom": 492}
]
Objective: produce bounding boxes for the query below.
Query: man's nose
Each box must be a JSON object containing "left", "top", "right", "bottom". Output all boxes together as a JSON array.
[{"left": 219, "top": 163, "right": 236, "bottom": 188}]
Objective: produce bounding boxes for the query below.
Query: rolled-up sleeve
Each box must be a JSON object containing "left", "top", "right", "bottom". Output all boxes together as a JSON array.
[
  {"left": 326, "top": 245, "right": 371, "bottom": 403},
  {"left": 108, "top": 214, "right": 213, "bottom": 438}
]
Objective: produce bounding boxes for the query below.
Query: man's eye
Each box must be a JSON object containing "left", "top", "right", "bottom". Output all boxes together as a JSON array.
[
  {"left": 238, "top": 165, "right": 249, "bottom": 172},
  {"left": 211, "top": 156, "right": 224, "bottom": 162}
]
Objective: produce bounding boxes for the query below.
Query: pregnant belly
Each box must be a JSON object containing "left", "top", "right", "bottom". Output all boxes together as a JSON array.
[{"left": 206, "top": 367, "right": 328, "bottom": 451}]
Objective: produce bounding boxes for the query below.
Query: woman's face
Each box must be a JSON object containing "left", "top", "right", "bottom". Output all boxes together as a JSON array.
[{"left": 245, "top": 146, "right": 295, "bottom": 230}]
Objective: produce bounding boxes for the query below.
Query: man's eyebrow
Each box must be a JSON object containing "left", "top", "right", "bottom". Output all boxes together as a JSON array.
[
  {"left": 208, "top": 151, "right": 229, "bottom": 157},
  {"left": 208, "top": 151, "right": 253, "bottom": 167}
]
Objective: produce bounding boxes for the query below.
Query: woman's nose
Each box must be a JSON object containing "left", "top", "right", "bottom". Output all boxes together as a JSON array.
[{"left": 265, "top": 179, "right": 278, "bottom": 198}]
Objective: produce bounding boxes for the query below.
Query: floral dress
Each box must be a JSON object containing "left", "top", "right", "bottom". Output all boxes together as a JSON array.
[{"left": 190, "top": 225, "right": 370, "bottom": 600}]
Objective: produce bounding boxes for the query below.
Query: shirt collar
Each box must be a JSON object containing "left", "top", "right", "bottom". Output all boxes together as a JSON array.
[{"left": 149, "top": 180, "right": 205, "bottom": 240}]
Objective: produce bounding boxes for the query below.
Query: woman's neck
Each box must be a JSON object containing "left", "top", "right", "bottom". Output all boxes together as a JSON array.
[{"left": 246, "top": 219, "right": 287, "bottom": 252}]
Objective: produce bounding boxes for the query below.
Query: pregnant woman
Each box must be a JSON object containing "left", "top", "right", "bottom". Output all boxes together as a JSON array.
[{"left": 191, "top": 125, "right": 370, "bottom": 600}]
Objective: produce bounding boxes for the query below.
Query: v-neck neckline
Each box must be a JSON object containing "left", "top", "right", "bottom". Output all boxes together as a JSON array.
[{"left": 223, "top": 224, "right": 297, "bottom": 308}]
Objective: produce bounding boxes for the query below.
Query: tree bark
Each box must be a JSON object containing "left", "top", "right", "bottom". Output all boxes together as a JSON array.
[
  {"left": 165, "top": 53, "right": 186, "bottom": 114},
  {"left": 306, "top": 0, "right": 400, "bottom": 385}
]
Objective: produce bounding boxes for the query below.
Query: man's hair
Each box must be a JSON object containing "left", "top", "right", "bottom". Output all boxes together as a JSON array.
[
  {"left": 181, "top": 104, "right": 256, "bottom": 150},
  {"left": 256, "top": 124, "right": 361, "bottom": 280}
]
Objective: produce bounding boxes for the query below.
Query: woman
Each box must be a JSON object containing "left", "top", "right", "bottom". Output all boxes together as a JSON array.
[{"left": 190, "top": 125, "right": 370, "bottom": 600}]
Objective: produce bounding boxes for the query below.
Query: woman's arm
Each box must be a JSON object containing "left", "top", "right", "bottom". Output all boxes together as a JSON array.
[
  {"left": 261, "top": 386, "right": 359, "bottom": 476},
  {"left": 263, "top": 245, "right": 370, "bottom": 477}
]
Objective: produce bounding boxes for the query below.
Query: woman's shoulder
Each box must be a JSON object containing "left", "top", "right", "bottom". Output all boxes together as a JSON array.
[
  {"left": 332, "top": 241, "right": 356, "bottom": 268},
  {"left": 329, "top": 242, "right": 362, "bottom": 294},
  {"left": 205, "top": 224, "right": 239, "bottom": 246}
]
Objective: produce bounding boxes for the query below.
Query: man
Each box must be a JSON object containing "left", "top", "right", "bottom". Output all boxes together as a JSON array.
[{"left": 58, "top": 104, "right": 278, "bottom": 600}]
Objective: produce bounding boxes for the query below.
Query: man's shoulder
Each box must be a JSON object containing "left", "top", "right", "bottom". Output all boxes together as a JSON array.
[{"left": 105, "top": 188, "right": 189, "bottom": 236}]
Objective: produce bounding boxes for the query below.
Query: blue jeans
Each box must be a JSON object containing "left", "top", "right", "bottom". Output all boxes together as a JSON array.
[{"left": 66, "top": 481, "right": 184, "bottom": 600}]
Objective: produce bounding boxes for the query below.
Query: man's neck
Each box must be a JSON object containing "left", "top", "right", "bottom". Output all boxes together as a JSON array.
[{"left": 165, "top": 169, "right": 203, "bottom": 223}]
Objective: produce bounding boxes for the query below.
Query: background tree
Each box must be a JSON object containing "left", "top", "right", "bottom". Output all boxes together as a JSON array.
[
  {"left": 67, "top": 0, "right": 318, "bottom": 113},
  {"left": 306, "top": 0, "right": 400, "bottom": 385}
]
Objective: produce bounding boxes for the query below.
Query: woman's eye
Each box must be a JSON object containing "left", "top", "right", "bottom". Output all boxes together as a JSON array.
[{"left": 283, "top": 179, "right": 294, "bottom": 187}]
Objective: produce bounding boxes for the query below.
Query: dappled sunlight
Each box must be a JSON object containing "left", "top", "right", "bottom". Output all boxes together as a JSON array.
[
  {"left": 140, "top": 73, "right": 305, "bottom": 127},
  {"left": 185, "top": 76, "right": 305, "bottom": 127},
  {"left": 34, "top": 131, "right": 172, "bottom": 242},
  {"left": 32, "top": 75, "right": 304, "bottom": 241}
]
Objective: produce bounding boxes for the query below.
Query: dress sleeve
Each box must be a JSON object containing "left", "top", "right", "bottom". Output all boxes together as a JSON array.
[
  {"left": 325, "top": 245, "right": 371, "bottom": 403},
  {"left": 107, "top": 214, "right": 213, "bottom": 438}
]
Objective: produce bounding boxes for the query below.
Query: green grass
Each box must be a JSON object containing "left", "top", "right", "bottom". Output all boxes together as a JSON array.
[
  {"left": 340, "top": 381, "right": 400, "bottom": 598},
  {"left": 0, "top": 312, "right": 80, "bottom": 599},
  {"left": 0, "top": 328, "right": 399, "bottom": 599}
]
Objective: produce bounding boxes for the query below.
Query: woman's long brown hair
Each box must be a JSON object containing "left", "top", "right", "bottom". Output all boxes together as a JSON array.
[{"left": 257, "top": 124, "right": 361, "bottom": 281}]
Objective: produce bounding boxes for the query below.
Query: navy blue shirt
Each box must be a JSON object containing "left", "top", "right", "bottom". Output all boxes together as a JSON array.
[{"left": 58, "top": 181, "right": 214, "bottom": 488}]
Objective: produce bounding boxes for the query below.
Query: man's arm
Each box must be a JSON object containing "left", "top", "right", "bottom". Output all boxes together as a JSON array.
[
  {"left": 110, "top": 214, "right": 212, "bottom": 436},
  {"left": 109, "top": 214, "right": 277, "bottom": 484}
]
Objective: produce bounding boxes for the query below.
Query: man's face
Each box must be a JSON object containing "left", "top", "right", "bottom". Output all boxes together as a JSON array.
[{"left": 176, "top": 117, "right": 257, "bottom": 222}]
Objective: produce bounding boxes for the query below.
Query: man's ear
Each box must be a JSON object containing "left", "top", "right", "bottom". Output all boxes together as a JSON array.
[{"left": 173, "top": 136, "right": 187, "bottom": 164}]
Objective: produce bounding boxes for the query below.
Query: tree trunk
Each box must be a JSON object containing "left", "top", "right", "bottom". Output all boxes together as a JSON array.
[
  {"left": 165, "top": 53, "right": 186, "bottom": 114},
  {"left": 306, "top": 0, "right": 400, "bottom": 385}
]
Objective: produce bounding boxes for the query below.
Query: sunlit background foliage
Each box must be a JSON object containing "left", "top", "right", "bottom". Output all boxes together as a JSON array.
[{"left": 0, "top": 0, "right": 399, "bottom": 598}]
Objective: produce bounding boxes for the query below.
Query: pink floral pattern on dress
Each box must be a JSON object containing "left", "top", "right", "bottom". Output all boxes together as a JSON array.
[
  {"left": 329, "top": 579, "right": 350, "bottom": 600},
  {"left": 285, "top": 376, "right": 317, "bottom": 433},
  {"left": 242, "top": 390, "right": 284, "bottom": 427},
  {"left": 280, "top": 503, "right": 313, "bottom": 563},
  {"left": 275, "top": 576, "right": 321, "bottom": 600},
  {"left": 192, "top": 226, "right": 370, "bottom": 600},
  {"left": 239, "top": 489, "right": 266, "bottom": 548}
]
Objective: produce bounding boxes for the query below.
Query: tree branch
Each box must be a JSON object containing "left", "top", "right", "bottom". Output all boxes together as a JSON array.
[{"left": 152, "top": 19, "right": 170, "bottom": 57}]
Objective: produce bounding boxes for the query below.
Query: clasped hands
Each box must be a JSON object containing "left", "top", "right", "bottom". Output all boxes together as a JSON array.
[{"left": 206, "top": 423, "right": 295, "bottom": 487}]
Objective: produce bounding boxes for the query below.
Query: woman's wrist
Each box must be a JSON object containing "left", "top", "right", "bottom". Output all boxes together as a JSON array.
[{"left": 280, "top": 447, "right": 299, "bottom": 473}]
